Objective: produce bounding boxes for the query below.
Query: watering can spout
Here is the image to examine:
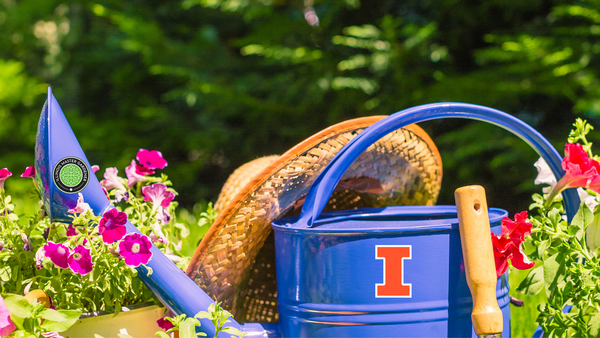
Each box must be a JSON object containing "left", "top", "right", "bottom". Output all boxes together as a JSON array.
[
  {"left": 35, "top": 87, "right": 110, "bottom": 222},
  {"left": 34, "top": 87, "right": 274, "bottom": 338}
]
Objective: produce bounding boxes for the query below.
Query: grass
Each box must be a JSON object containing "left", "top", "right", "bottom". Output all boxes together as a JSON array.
[{"left": 509, "top": 266, "right": 546, "bottom": 338}]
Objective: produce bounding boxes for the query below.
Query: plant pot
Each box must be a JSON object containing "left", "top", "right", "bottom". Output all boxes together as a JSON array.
[{"left": 62, "top": 303, "right": 165, "bottom": 338}]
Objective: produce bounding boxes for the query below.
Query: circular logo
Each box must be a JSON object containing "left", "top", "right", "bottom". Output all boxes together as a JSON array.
[{"left": 53, "top": 157, "right": 90, "bottom": 193}]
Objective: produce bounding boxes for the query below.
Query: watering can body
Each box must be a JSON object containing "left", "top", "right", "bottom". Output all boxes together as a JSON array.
[
  {"left": 273, "top": 206, "right": 511, "bottom": 337},
  {"left": 36, "top": 88, "right": 579, "bottom": 337}
]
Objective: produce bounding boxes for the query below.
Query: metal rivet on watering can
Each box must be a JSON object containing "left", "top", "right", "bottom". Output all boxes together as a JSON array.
[{"left": 37, "top": 91, "right": 581, "bottom": 337}]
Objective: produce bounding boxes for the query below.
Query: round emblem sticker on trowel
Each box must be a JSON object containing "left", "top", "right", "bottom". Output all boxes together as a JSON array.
[{"left": 53, "top": 157, "right": 90, "bottom": 193}]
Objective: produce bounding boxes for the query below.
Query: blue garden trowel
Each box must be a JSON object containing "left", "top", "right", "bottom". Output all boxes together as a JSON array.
[{"left": 35, "top": 88, "right": 272, "bottom": 338}]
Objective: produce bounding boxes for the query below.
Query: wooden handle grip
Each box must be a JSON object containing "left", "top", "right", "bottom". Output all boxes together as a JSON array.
[{"left": 455, "top": 185, "right": 503, "bottom": 336}]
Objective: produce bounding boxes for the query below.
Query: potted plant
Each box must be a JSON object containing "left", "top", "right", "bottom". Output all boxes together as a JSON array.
[{"left": 0, "top": 149, "right": 217, "bottom": 337}]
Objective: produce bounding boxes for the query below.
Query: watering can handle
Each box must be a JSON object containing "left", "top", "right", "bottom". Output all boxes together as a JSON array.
[{"left": 296, "top": 102, "right": 580, "bottom": 227}]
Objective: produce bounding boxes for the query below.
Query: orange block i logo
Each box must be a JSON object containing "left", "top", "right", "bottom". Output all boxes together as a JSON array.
[{"left": 375, "top": 245, "right": 412, "bottom": 298}]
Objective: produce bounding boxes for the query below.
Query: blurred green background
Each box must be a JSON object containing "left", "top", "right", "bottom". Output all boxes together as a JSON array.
[{"left": 2, "top": 0, "right": 600, "bottom": 335}]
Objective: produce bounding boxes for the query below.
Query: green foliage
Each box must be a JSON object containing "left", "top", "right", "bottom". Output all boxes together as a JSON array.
[{"left": 3, "top": 293, "right": 81, "bottom": 336}]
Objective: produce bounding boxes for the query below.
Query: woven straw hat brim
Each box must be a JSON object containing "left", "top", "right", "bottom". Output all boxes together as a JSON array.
[{"left": 186, "top": 116, "right": 443, "bottom": 322}]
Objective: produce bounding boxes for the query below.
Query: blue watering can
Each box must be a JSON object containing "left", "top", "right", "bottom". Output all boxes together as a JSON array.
[{"left": 35, "top": 87, "right": 579, "bottom": 337}]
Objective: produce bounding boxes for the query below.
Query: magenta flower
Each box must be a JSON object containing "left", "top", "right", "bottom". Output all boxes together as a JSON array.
[
  {"left": 142, "top": 183, "right": 175, "bottom": 208},
  {"left": 100, "top": 167, "right": 127, "bottom": 192},
  {"left": 68, "top": 193, "right": 93, "bottom": 215},
  {"left": 66, "top": 224, "right": 78, "bottom": 237},
  {"left": 43, "top": 241, "right": 70, "bottom": 269},
  {"left": 0, "top": 297, "right": 16, "bottom": 337},
  {"left": 137, "top": 149, "right": 167, "bottom": 170},
  {"left": 119, "top": 233, "right": 153, "bottom": 267},
  {"left": 91, "top": 165, "right": 100, "bottom": 173},
  {"left": 125, "top": 160, "right": 147, "bottom": 188},
  {"left": 99, "top": 209, "right": 128, "bottom": 244},
  {"left": 157, "top": 313, "right": 175, "bottom": 330},
  {"left": 0, "top": 168, "right": 11, "bottom": 190},
  {"left": 136, "top": 164, "right": 155, "bottom": 176},
  {"left": 68, "top": 245, "right": 93, "bottom": 275},
  {"left": 21, "top": 166, "right": 36, "bottom": 178}
]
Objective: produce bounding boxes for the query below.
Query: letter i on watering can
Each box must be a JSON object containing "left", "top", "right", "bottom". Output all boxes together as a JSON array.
[{"left": 37, "top": 88, "right": 579, "bottom": 337}]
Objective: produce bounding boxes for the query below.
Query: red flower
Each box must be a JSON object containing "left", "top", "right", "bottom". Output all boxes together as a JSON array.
[
  {"left": 157, "top": 314, "right": 175, "bottom": 331},
  {"left": 491, "top": 211, "right": 535, "bottom": 278},
  {"left": 550, "top": 143, "right": 600, "bottom": 199}
]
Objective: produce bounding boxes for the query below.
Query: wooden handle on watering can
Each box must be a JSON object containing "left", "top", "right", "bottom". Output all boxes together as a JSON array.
[{"left": 455, "top": 185, "right": 503, "bottom": 337}]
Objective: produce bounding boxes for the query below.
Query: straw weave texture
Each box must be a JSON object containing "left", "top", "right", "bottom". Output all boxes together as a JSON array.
[{"left": 186, "top": 117, "right": 442, "bottom": 323}]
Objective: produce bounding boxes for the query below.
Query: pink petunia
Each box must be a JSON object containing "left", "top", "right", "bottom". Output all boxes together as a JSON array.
[
  {"left": 125, "top": 160, "right": 147, "bottom": 188},
  {"left": 66, "top": 224, "right": 78, "bottom": 237},
  {"left": 99, "top": 209, "right": 128, "bottom": 244},
  {"left": 68, "top": 193, "right": 93, "bottom": 215},
  {"left": 91, "top": 165, "right": 100, "bottom": 173},
  {"left": 0, "top": 168, "right": 11, "bottom": 190},
  {"left": 0, "top": 296, "right": 16, "bottom": 337},
  {"left": 157, "top": 313, "right": 175, "bottom": 331},
  {"left": 119, "top": 233, "right": 153, "bottom": 267},
  {"left": 137, "top": 149, "right": 167, "bottom": 170},
  {"left": 21, "top": 166, "right": 36, "bottom": 178},
  {"left": 43, "top": 241, "right": 70, "bottom": 269},
  {"left": 100, "top": 167, "right": 127, "bottom": 192},
  {"left": 68, "top": 245, "right": 93, "bottom": 275},
  {"left": 142, "top": 183, "right": 175, "bottom": 208}
]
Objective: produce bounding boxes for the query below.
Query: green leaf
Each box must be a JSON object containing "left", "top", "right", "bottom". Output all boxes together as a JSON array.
[
  {"left": 195, "top": 311, "right": 215, "bottom": 320},
  {"left": 10, "top": 314, "right": 25, "bottom": 330},
  {"left": 155, "top": 332, "right": 171, "bottom": 338},
  {"left": 39, "top": 308, "right": 68, "bottom": 321},
  {"left": 221, "top": 326, "right": 247, "bottom": 337},
  {"left": 40, "top": 309, "right": 81, "bottom": 332},
  {"left": 2, "top": 294, "right": 33, "bottom": 318},
  {"left": 118, "top": 334, "right": 134, "bottom": 338},
  {"left": 94, "top": 335, "right": 106, "bottom": 338},
  {"left": 516, "top": 265, "right": 545, "bottom": 296},
  {"left": 571, "top": 202, "right": 593, "bottom": 241},
  {"left": 544, "top": 252, "right": 567, "bottom": 298},
  {"left": 179, "top": 318, "right": 198, "bottom": 338}
]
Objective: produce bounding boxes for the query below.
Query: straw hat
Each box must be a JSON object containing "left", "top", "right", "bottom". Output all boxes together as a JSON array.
[{"left": 185, "top": 116, "right": 443, "bottom": 323}]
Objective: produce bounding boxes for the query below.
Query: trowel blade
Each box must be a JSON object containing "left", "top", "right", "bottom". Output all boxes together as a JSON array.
[{"left": 34, "top": 87, "right": 109, "bottom": 222}]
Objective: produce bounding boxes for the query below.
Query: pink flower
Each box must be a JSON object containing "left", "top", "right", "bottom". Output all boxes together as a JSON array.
[
  {"left": 0, "top": 168, "right": 11, "bottom": 190},
  {"left": 0, "top": 297, "right": 16, "bottom": 337},
  {"left": 43, "top": 241, "right": 70, "bottom": 269},
  {"left": 136, "top": 164, "right": 155, "bottom": 176},
  {"left": 125, "top": 160, "right": 147, "bottom": 188},
  {"left": 142, "top": 183, "right": 175, "bottom": 208},
  {"left": 68, "top": 245, "right": 93, "bottom": 275},
  {"left": 99, "top": 209, "right": 128, "bottom": 244},
  {"left": 157, "top": 313, "right": 175, "bottom": 330},
  {"left": 91, "top": 165, "right": 100, "bottom": 173},
  {"left": 491, "top": 211, "right": 535, "bottom": 278},
  {"left": 137, "top": 149, "right": 167, "bottom": 170},
  {"left": 42, "top": 332, "right": 64, "bottom": 338},
  {"left": 68, "top": 193, "right": 93, "bottom": 215},
  {"left": 119, "top": 233, "right": 153, "bottom": 267},
  {"left": 100, "top": 167, "right": 127, "bottom": 192},
  {"left": 35, "top": 247, "right": 45, "bottom": 270},
  {"left": 21, "top": 166, "right": 36, "bottom": 178},
  {"left": 66, "top": 224, "right": 78, "bottom": 237}
]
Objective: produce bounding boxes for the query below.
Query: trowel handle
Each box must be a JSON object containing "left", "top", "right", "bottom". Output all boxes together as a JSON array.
[{"left": 455, "top": 185, "right": 502, "bottom": 337}]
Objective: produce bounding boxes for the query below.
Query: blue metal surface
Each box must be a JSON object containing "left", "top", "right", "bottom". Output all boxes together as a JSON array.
[
  {"left": 297, "top": 102, "right": 580, "bottom": 227},
  {"left": 273, "top": 206, "right": 511, "bottom": 337}
]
